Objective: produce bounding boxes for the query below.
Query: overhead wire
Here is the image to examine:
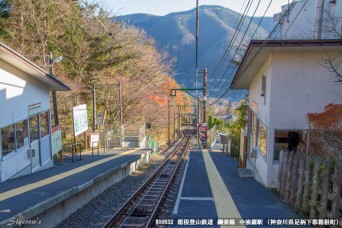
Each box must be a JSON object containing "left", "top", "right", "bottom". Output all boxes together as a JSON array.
[
  {"left": 209, "top": 0, "right": 249, "bottom": 85},
  {"left": 76, "top": 0, "right": 178, "bottom": 99},
  {"left": 208, "top": 0, "right": 302, "bottom": 106},
  {"left": 282, "top": 0, "right": 309, "bottom": 38},
  {"left": 209, "top": 0, "right": 263, "bottom": 98},
  {"left": 210, "top": 0, "right": 272, "bottom": 99},
  {"left": 209, "top": 0, "right": 253, "bottom": 93}
]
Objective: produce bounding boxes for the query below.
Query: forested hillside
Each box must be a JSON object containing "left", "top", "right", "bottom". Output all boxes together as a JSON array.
[
  {"left": 0, "top": 0, "right": 190, "bottom": 145},
  {"left": 117, "top": 5, "right": 275, "bottom": 98}
]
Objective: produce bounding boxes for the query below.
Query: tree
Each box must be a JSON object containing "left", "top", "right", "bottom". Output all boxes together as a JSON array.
[
  {"left": 307, "top": 103, "right": 342, "bottom": 160},
  {"left": 321, "top": 11, "right": 342, "bottom": 83},
  {"left": 226, "top": 102, "right": 248, "bottom": 148},
  {"left": 0, "top": 0, "right": 190, "bottom": 146}
]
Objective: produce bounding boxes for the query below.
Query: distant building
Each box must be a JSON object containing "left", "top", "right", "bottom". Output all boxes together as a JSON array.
[
  {"left": 231, "top": 39, "right": 342, "bottom": 187},
  {"left": 274, "top": 0, "right": 342, "bottom": 39},
  {"left": 0, "top": 42, "right": 70, "bottom": 182}
]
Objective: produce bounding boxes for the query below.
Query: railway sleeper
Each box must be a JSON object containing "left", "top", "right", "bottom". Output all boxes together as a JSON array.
[
  {"left": 121, "top": 223, "right": 147, "bottom": 227},
  {"left": 129, "top": 206, "right": 151, "bottom": 217}
]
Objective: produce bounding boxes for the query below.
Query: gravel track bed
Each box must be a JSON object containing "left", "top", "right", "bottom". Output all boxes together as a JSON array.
[
  {"left": 56, "top": 149, "right": 174, "bottom": 228},
  {"left": 155, "top": 144, "right": 191, "bottom": 224}
]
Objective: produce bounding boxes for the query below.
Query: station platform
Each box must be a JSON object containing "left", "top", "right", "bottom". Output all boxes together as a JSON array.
[
  {"left": 0, "top": 147, "right": 152, "bottom": 227},
  {"left": 172, "top": 139, "right": 300, "bottom": 227}
]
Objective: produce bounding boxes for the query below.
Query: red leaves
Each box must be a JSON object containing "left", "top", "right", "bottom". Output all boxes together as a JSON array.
[{"left": 307, "top": 103, "right": 342, "bottom": 129}]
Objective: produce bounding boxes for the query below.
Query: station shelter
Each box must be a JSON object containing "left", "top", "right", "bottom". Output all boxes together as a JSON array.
[{"left": 0, "top": 42, "right": 70, "bottom": 182}]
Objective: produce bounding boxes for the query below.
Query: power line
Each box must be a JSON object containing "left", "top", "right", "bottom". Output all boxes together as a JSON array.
[
  {"left": 208, "top": 0, "right": 300, "bottom": 106},
  {"left": 209, "top": 0, "right": 263, "bottom": 97},
  {"left": 209, "top": 0, "right": 249, "bottom": 83},
  {"left": 282, "top": 0, "right": 309, "bottom": 38},
  {"left": 54, "top": 2, "right": 95, "bottom": 40},
  {"left": 209, "top": 0, "right": 253, "bottom": 92},
  {"left": 210, "top": 0, "right": 272, "bottom": 98}
]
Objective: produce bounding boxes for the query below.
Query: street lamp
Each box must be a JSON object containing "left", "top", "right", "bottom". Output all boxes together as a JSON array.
[{"left": 49, "top": 51, "right": 63, "bottom": 127}]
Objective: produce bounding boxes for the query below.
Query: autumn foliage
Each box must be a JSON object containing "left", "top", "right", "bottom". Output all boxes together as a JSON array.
[
  {"left": 0, "top": 0, "right": 191, "bottom": 146},
  {"left": 146, "top": 77, "right": 191, "bottom": 109},
  {"left": 307, "top": 103, "right": 342, "bottom": 129},
  {"left": 307, "top": 104, "right": 342, "bottom": 159}
]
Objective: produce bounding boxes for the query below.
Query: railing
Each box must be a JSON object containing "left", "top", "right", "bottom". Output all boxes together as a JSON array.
[
  {"left": 71, "top": 143, "right": 82, "bottom": 163},
  {"left": 147, "top": 136, "right": 158, "bottom": 154},
  {"left": 278, "top": 150, "right": 342, "bottom": 221},
  {"left": 91, "top": 141, "right": 100, "bottom": 156},
  {"left": 207, "top": 125, "right": 218, "bottom": 148}
]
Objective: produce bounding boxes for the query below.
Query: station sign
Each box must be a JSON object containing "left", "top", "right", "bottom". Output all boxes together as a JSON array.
[
  {"left": 51, "top": 125, "right": 62, "bottom": 155},
  {"left": 201, "top": 123, "right": 208, "bottom": 146}
]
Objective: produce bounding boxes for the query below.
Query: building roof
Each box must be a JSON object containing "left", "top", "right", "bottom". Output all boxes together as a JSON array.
[
  {"left": 231, "top": 39, "right": 342, "bottom": 89},
  {"left": 0, "top": 42, "right": 70, "bottom": 91}
]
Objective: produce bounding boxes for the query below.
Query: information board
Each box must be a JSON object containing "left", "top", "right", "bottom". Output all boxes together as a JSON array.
[{"left": 72, "top": 104, "right": 88, "bottom": 136}]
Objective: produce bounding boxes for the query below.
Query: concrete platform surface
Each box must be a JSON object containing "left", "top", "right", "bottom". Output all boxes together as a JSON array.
[
  {"left": 0, "top": 148, "right": 151, "bottom": 225},
  {"left": 173, "top": 139, "right": 300, "bottom": 227}
]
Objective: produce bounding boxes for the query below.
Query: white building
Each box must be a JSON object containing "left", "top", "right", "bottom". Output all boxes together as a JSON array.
[
  {"left": 274, "top": 0, "right": 342, "bottom": 39},
  {"left": 231, "top": 39, "right": 342, "bottom": 187},
  {"left": 0, "top": 42, "right": 69, "bottom": 182}
]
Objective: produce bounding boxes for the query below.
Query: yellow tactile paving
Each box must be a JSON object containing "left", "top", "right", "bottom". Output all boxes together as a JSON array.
[
  {"left": 202, "top": 149, "right": 244, "bottom": 228},
  {"left": 0, "top": 148, "right": 140, "bottom": 202}
]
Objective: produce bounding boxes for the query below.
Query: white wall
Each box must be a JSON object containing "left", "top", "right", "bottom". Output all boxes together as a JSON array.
[
  {"left": 278, "top": 0, "right": 316, "bottom": 39},
  {"left": 247, "top": 50, "right": 342, "bottom": 187},
  {"left": 0, "top": 60, "right": 50, "bottom": 127},
  {"left": 249, "top": 55, "right": 273, "bottom": 126},
  {"left": 248, "top": 55, "right": 273, "bottom": 186},
  {"left": 270, "top": 52, "right": 341, "bottom": 130},
  {"left": 276, "top": 0, "right": 342, "bottom": 39},
  {"left": 0, "top": 59, "right": 51, "bottom": 181}
]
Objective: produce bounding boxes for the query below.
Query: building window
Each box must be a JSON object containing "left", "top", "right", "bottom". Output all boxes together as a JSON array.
[
  {"left": 251, "top": 111, "right": 258, "bottom": 147},
  {"left": 257, "top": 121, "right": 267, "bottom": 158},
  {"left": 40, "top": 112, "right": 49, "bottom": 138},
  {"left": 1, "top": 124, "right": 15, "bottom": 157},
  {"left": 16, "top": 120, "right": 29, "bottom": 150},
  {"left": 274, "top": 130, "right": 308, "bottom": 160},
  {"left": 261, "top": 75, "right": 266, "bottom": 104},
  {"left": 29, "top": 115, "right": 39, "bottom": 142},
  {"left": 274, "top": 131, "right": 288, "bottom": 161}
]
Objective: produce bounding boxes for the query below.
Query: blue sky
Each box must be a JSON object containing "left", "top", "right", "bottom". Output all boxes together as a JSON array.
[{"left": 94, "top": 0, "right": 292, "bottom": 17}]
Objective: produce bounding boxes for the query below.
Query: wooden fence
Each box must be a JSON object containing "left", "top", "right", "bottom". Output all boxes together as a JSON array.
[{"left": 277, "top": 150, "right": 342, "bottom": 224}]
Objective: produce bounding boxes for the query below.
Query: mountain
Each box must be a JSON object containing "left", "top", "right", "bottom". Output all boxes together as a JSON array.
[{"left": 116, "top": 5, "right": 275, "bottom": 99}]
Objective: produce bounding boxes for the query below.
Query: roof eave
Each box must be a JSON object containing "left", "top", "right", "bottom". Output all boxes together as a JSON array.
[
  {"left": 0, "top": 42, "right": 70, "bottom": 91},
  {"left": 230, "top": 39, "right": 342, "bottom": 90}
]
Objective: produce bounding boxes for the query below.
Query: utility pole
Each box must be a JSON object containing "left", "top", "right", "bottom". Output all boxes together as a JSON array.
[
  {"left": 118, "top": 81, "right": 124, "bottom": 146},
  {"left": 168, "top": 98, "right": 171, "bottom": 146},
  {"left": 173, "top": 106, "right": 176, "bottom": 140},
  {"left": 119, "top": 81, "right": 123, "bottom": 128},
  {"left": 203, "top": 68, "right": 207, "bottom": 123},
  {"left": 195, "top": 0, "right": 199, "bottom": 94},
  {"left": 201, "top": 68, "right": 208, "bottom": 148},
  {"left": 50, "top": 51, "right": 59, "bottom": 127},
  {"left": 92, "top": 84, "right": 96, "bottom": 132},
  {"left": 178, "top": 106, "right": 181, "bottom": 137},
  {"left": 49, "top": 51, "right": 63, "bottom": 162},
  {"left": 197, "top": 97, "right": 200, "bottom": 146}
]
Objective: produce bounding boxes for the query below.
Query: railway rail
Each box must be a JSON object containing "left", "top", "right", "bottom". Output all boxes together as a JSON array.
[{"left": 103, "top": 134, "right": 191, "bottom": 228}]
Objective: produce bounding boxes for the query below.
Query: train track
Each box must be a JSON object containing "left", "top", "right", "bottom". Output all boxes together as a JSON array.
[{"left": 103, "top": 135, "right": 191, "bottom": 228}]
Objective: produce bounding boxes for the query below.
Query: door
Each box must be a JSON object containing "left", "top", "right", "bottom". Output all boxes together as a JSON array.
[{"left": 29, "top": 114, "right": 40, "bottom": 172}]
